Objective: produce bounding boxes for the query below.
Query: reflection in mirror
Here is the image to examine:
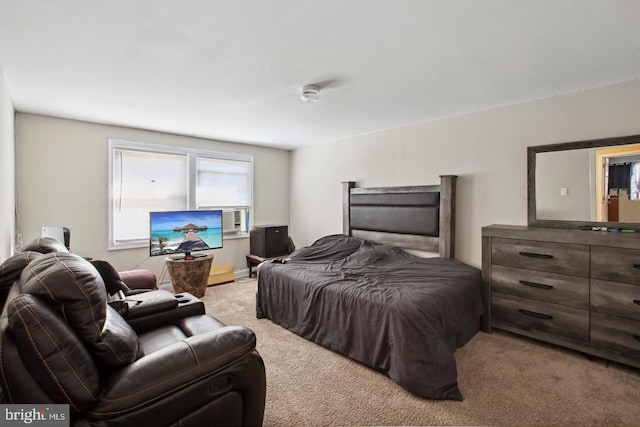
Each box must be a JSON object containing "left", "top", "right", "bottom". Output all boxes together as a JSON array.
[
  {"left": 597, "top": 144, "right": 640, "bottom": 223},
  {"left": 536, "top": 149, "right": 593, "bottom": 221},
  {"left": 528, "top": 134, "right": 640, "bottom": 228}
]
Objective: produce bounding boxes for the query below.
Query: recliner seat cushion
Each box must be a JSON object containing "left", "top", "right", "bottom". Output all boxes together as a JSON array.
[
  {"left": 138, "top": 315, "right": 226, "bottom": 355},
  {"left": 138, "top": 325, "right": 189, "bottom": 355},
  {"left": 19, "top": 253, "right": 143, "bottom": 367},
  {"left": 7, "top": 294, "right": 100, "bottom": 411}
]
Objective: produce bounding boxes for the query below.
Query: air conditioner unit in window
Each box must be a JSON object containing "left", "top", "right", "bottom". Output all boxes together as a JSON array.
[{"left": 222, "top": 210, "right": 242, "bottom": 234}]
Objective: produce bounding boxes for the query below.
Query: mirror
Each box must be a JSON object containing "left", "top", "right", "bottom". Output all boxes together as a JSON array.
[{"left": 528, "top": 134, "right": 640, "bottom": 229}]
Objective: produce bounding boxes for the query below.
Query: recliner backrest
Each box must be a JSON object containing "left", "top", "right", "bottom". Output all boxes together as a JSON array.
[
  {"left": 17, "top": 252, "right": 144, "bottom": 368},
  {"left": 0, "top": 251, "right": 44, "bottom": 311},
  {"left": 7, "top": 293, "right": 101, "bottom": 411},
  {"left": 21, "top": 237, "right": 69, "bottom": 254}
]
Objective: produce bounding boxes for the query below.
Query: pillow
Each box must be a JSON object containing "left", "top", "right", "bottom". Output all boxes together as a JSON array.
[{"left": 401, "top": 248, "right": 438, "bottom": 258}]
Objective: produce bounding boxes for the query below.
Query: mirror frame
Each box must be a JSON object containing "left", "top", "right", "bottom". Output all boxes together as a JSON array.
[{"left": 528, "top": 133, "right": 640, "bottom": 229}]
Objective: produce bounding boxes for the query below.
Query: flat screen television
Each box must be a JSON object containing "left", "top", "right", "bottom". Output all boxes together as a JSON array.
[{"left": 149, "top": 209, "right": 223, "bottom": 259}]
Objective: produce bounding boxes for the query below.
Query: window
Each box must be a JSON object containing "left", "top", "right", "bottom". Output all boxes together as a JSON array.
[
  {"left": 109, "top": 140, "right": 253, "bottom": 250},
  {"left": 196, "top": 156, "right": 252, "bottom": 208}
]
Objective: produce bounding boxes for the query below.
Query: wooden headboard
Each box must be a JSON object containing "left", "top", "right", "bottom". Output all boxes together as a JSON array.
[{"left": 341, "top": 175, "right": 456, "bottom": 258}]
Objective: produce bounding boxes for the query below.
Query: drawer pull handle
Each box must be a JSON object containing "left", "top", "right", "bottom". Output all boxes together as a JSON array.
[
  {"left": 519, "top": 251, "right": 553, "bottom": 259},
  {"left": 634, "top": 335, "right": 640, "bottom": 342},
  {"left": 634, "top": 264, "right": 640, "bottom": 270},
  {"left": 520, "top": 280, "right": 554, "bottom": 290},
  {"left": 518, "top": 309, "right": 553, "bottom": 320},
  {"left": 633, "top": 299, "right": 640, "bottom": 305}
]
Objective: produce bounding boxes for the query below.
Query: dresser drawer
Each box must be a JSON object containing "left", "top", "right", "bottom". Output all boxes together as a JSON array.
[
  {"left": 492, "top": 293, "right": 589, "bottom": 341},
  {"left": 491, "top": 238, "right": 589, "bottom": 277},
  {"left": 591, "top": 246, "right": 640, "bottom": 285},
  {"left": 491, "top": 265, "right": 589, "bottom": 309},
  {"left": 591, "top": 279, "right": 640, "bottom": 321},
  {"left": 591, "top": 311, "right": 640, "bottom": 355}
]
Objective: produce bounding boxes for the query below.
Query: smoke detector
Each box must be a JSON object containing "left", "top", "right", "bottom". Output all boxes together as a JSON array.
[{"left": 300, "top": 84, "right": 320, "bottom": 102}]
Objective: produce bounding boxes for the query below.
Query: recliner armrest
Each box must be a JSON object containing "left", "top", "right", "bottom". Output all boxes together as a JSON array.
[
  {"left": 124, "top": 290, "right": 178, "bottom": 319},
  {"left": 125, "top": 292, "right": 205, "bottom": 333},
  {"left": 92, "top": 326, "right": 256, "bottom": 416}
]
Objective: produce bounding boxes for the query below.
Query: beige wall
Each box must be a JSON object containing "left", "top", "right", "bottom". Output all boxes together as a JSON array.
[
  {"left": 12, "top": 79, "right": 640, "bottom": 273},
  {"left": 290, "top": 79, "right": 640, "bottom": 268},
  {"left": 17, "top": 114, "right": 290, "bottom": 279},
  {"left": 0, "top": 72, "right": 15, "bottom": 261}
]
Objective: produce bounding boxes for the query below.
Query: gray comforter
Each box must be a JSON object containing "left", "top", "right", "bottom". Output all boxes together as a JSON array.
[{"left": 256, "top": 234, "right": 484, "bottom": 400}]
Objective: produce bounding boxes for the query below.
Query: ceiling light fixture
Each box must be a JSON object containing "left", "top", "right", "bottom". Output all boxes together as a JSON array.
[{"left": 300, "top": 84, "right": 320, "bottom": 102}]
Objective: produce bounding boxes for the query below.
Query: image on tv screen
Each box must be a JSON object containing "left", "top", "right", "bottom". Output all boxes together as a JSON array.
[{"left": 150, "top": 210, "right": 223, "bottom": 257}]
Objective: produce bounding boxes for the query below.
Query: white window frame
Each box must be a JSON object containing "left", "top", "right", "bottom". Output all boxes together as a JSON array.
[{"left": 108, "top": 139, "right": 254, "bottom": 250}]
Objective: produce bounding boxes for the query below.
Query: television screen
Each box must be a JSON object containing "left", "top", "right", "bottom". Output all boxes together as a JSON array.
[{"left": 150, "top": 210, "right": 223, "bottom": 258}]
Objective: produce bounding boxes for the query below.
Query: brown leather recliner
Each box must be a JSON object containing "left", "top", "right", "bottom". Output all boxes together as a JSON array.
[{"left": 0, "top": 251, "right": 266, "bottom": 426}]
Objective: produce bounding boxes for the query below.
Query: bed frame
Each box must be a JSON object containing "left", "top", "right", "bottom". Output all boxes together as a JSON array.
[
  {"left": 342, "top": 175, "right": 456, "bottom": 258},
  {"left": 257, "top": 174, "right": 485, "bottom": 399}
]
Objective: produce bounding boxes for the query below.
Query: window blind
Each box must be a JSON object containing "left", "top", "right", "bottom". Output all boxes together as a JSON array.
[
  {"left": 112, "top": 149, "right": 187, "bottom": 243},
  {"left": 196, "top": 156, "right": 252, "bottom": 208}
]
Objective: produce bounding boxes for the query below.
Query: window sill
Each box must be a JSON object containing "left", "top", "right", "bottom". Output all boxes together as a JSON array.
[{"left": 222, "top": 232, "right": 250, "bottom": 240}]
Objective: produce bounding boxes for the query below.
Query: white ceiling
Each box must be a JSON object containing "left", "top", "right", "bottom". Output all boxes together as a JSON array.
[{"left": 1, "top": 1, "right": 639, "bottom": 151}]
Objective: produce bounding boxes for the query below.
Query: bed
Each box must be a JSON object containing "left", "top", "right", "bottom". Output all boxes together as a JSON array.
[{"left": 256, "top": 175, "right": 484, "bottom": 400}]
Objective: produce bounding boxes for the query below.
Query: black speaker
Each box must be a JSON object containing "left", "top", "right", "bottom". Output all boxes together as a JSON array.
[{"left": 250, "top": 225, "right": 289, "bottom": 258}]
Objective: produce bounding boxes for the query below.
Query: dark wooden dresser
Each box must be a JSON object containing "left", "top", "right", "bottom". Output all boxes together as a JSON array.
[{"left": 482, "top": 224, "right": 640, "bottom": 368}]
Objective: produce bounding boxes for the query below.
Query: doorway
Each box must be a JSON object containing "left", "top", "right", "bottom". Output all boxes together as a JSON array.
[{"left": 595, "top": 144, "right": 640, "bottom": 221}]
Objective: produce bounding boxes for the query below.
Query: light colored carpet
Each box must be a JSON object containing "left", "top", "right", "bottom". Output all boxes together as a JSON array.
[{"left": 201, "top": 278, "right": 640, "bottom": 426}]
